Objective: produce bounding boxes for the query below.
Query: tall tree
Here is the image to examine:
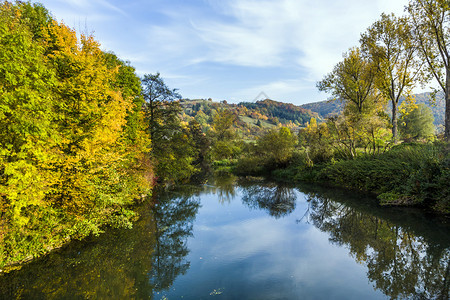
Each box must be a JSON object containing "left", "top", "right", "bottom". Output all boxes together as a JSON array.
[
  {"left": 361, "top": 13, "right": 421, "bottom": 142},
  {"left": 317, "top": 47, "right": 378, "bottom": 114},
  {"left": 407, "top": 0, "right": 450, "bottom": 140},
  {"left": 141, "top": 73, "right": 197, "bottom": 182},
  {"left": 141, "top": 73, "right": 181, "bottom": 140}
]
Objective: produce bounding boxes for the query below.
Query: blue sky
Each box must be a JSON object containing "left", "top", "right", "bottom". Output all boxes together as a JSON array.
[{"left": 38, "top": 0, "right": 409, "bottom": 105}]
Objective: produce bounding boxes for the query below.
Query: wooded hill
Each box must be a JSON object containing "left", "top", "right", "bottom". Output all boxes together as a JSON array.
[
  {"left": 180, "top": 98, "right": 321, "bottom": 139},
  {"left": 180, "top": 92, "right": 444, "bottom": 135}
]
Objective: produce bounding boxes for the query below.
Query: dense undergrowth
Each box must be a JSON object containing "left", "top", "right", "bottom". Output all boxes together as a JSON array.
[{"left": 267, "top": 143, "right": 450, "bottom": 214}]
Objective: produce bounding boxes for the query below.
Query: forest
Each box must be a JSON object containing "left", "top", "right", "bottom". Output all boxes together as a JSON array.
[{"left": 1, "top": 0, "right": 449, "bottom": 271}]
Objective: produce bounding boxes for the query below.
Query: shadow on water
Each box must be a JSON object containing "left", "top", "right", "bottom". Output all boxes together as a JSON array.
[{"left": 0, "top": 177, "right": 448, "bottom": 299}]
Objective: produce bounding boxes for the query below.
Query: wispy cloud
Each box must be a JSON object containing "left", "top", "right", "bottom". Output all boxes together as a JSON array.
[
  {"left": 135, "top": 0, "right": 408, "bottom": 92},
  {"left": 190, "top": 0, "right": 409, "bottom": 76},
  {"left": 39, "top": 0, "right": 410, "bottom": 104}
]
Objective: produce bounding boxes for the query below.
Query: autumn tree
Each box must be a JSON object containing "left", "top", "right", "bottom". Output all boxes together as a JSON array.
[
  {"left": 361, "top": 13, "right": 422, "bottom": 142},
  {"left": 407, "top": 0, "right": 450, "bottom": 140},
  {"left": 317, "top": 47, "right": 378, "bottom": 114},
  {"left": 1, "top": 2, "right": 152, "bottom": 267}
]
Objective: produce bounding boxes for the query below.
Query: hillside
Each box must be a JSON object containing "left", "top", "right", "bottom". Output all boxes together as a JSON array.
[
  {"left": 300, "top": 99, "right": 344, "bottom": 119},
  {"left": 180, "top": 98, "right": 320, "bottom": 138},
  {"left": 180, "top": 92, "right": 445, "bottom": 137}
]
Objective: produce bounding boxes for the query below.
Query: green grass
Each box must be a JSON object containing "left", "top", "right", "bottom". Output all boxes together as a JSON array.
[{"left": 239, "top": 116, "right": 276, "bottom": 129}]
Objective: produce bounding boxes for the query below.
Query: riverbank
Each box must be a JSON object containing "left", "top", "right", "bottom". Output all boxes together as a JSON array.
[
  {"left": 0, "top": 194, "right": 151, "bottom": 274},
  {"left": 234, "top": 142, "right": 450, "bottom": 214}
]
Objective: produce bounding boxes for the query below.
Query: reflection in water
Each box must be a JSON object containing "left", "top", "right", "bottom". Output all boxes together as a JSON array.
[
  {"left": 0, "top": 200, "right": 157, "bottom": 299},
  {"left": 204, "top": 175, "right": 239, "bottom": 204},
  {"left": 304, "top": 188, "right": 450, "bottom": 300},
  {"left": 150, "top": 186, "right": 201, "bottom": 291},
  {"left": 241, "top": 182, "right": 296, "bottom": 218},
  {"left": 0, "top": 186, "right": 201, "bottom": 299},
  {"left": 0, "top": 180, "right": 448, "bottom": 299}
]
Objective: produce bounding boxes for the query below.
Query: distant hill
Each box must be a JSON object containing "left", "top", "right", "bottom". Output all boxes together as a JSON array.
[
  {"left": 300, "top": 99, "right": 344, "bottom": 119},
  {"left": 238, "top": 99, "right": 321, "bottom": 125},
  {"left": 180, "top": 98, "right": 320, "bottom": 138},
  {"left": 180, "top": 92, "right": 445, "bottom": 137},
  {"left": 300, "top": 92, "right": 445, "bottom": 130},
  {"left": 412, "top": 92, "right": 445, "bottom": 130}
]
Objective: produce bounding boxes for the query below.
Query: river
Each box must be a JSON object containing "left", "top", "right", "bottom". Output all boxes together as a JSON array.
[{"left": 0, "top": 176, "right": 449, "bottom": 299}]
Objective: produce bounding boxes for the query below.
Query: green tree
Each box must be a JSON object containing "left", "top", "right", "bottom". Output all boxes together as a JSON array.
[
  {"left": 258, "top": 127, "right": 298, "bottom": 166},
  {"left": 103, "top": 52, "right": 147, "bottom": 144},
  {"left": 0, "top": 1, "right": 57, "bottom": 227},
  {"left": 399, "top": 103, "right": 435, "bottom": 140},
  {"left": 142, "top": 73, "right": 197, "bottom": 183},
  {"left": 408, "top": 0, "right": 450, "bottom": 141},
  {"left": 317, "top": 47, "right": 378, "bottom": 114},
  {"left": 188, "top": 119, "right": 210, "bottom": 172},
  {"left": 360, "top": 13, "right": 421, "bottom": 142},
  {"left": 142, "top": 72, "right": 181, "bottom": 140},
  {"left": 210, "top": 109, "right": 241, "bottom": 160}
]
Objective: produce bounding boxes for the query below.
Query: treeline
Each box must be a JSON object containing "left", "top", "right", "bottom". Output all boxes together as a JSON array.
[
  {"left": 181, "top": 98, "right": 320, "bottom": 139},
  {"left": 238, "top": 99, "right": 318, "bottom": 126},
  {"left": 0, "top": 1, "right": 154, "bottom": 269}
]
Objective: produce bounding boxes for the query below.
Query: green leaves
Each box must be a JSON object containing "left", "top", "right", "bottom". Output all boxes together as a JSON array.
[{"left": 0, "top": 2, "right": 152, "bottom": 269}]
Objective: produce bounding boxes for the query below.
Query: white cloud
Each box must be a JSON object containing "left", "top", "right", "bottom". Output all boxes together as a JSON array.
[{"left": 190, "top": 0, "right": 409, "bottom": 76}]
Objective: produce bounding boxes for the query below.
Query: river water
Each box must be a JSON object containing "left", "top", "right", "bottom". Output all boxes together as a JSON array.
[{"left": 0, "top": 176, "right": 449, "bottom": 299}]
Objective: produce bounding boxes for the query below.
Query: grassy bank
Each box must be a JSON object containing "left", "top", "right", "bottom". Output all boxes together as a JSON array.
[{"left": 239, "top": 143, "right": 450, "bottom": 214}]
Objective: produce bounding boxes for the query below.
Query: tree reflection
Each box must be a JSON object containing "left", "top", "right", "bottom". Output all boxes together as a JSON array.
[
  {"left": 150, "top": 186, "right": 201, "bottom": 291},
  {"left": 0, "top": 186, "right": 201, "bottom": 299},
  {"left": 241, "top": 182, "right": 296, "bottom": 218},
  {"left": 210, "top": 175, "right": 239, "bottom": 204},
  {"left": 0, "top": 200, "right": 157, "bottom": 299},
  {"left": 306, "top": 191, "right": 450, "bottom": 299}
]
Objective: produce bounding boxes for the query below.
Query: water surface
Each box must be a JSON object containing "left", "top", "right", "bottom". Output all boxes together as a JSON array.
[{"left": 1, "top": 177, "right": 449, "bottom": 299}]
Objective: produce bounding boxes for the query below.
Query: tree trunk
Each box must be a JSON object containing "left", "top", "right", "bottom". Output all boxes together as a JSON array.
[
  {"left": 445, "top": 68, "right": 450, "bottom": 142},
  {"left": 392, "top": 103, "right": 398, "bottom": 143}
]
